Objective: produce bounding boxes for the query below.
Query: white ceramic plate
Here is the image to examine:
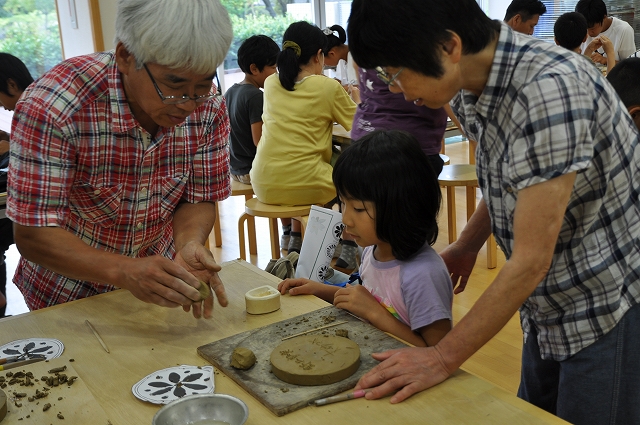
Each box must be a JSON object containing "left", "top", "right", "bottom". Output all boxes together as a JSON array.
[
  {"left": 132, "top": 365, "right": 215, "bottom": 405},
  {"left": 0, "top": 338, "right": 64, "bottom": 361}
]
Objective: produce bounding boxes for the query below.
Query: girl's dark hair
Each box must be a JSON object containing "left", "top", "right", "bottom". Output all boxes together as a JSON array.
[
  {"left": 323, "top": 24, "right": 346, "bottom": 55},
  {"left": 277, "top": 21, "right": 327, "bottom": 91},
  {"left": 348, "top": 0, "right": 500, "bottom": 78},
  {"left": 0, "top": 53, "right": 34, "bottom": 95},
  {"left": 333, "top": 130, "right": 441, "bottom": 261}
]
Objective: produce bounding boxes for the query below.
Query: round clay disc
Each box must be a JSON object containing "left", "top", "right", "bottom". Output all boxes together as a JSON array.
[{"left": 270, "top": 335, "right": 361, "bottom": 386}]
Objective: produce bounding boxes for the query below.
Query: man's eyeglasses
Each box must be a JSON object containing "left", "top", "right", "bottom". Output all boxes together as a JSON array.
[
  {"left": 375, "top": 66, "right": 404, "bottom": 86},
  {"left": 143, "top": 64, "right": 219, "bottom": 105}
]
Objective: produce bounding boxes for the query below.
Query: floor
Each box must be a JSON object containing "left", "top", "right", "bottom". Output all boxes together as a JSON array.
[{"left": 3, "top": 139, "right": 522, "bottom": 394}]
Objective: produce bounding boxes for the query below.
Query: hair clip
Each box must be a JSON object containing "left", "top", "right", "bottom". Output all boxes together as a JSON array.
[{"left": 322, "top": 27, "right": 336, "bottom": 36}]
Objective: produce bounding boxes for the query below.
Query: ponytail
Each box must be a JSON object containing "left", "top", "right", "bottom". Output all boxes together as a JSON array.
[{"left": 277, "top": 21, "right": 328, "bottom": 91}]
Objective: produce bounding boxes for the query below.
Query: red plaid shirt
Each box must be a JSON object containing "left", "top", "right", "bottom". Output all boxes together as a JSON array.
[{"left": 7, "top": 51, "right": 230, "bottom": 310}]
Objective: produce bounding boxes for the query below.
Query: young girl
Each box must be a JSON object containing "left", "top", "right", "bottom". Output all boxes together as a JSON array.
[
  {"left": 322, "top": 24, "right": 359, "bottom": 102},
  {"left": 250, "top": 21, "right": 356, "bottom": 253},
  {"left": 278, "top": 130, "right": 453, "bottom": 347}
]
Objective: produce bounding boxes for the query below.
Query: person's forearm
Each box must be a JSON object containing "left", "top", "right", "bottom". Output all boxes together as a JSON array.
[
  {"left": 370, "top": 311, "right": 427, "bottom": 347},
  {"left": 13, "top": 224, "right": 130, "bottom": 285},
  {"left": 172, "top": 201, "right": 216, "bottom": 251},
  {"left": 315, "top": 284, "right": 340, "bottom": 303},
  {"left": 435, "top": 256, "right": 545, "bottom": 371},
  {"left": 444, "top": 103, "right": 465, "bottom": 138},
  {"left": 0, "top": 140, "right": 9, "bottom": 155},
  {"left": 437, "top": 172, "right": 576, "bottom": 372},
  {"left": 456, "top": 199, "right": 493, "bottom": 253}
]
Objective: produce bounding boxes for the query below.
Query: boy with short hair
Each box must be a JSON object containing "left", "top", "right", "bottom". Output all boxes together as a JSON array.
[
  {"left": 224, "top": 35, "right": 291, "bottom": 247},
  {"left": 607, "top": 57, "right": 640, "bottom": 130},
  {"left": 554, "top": 12, "right": 588, "bottom": 53},
  {"left": 555, "top": 11, "right": 615, "bottom": 72},
  {"left": 224, "top": 35, "right": 279, "bottom": 185},
  {"left": 575, "top": 0, "right": 636, "bottom": 62}
]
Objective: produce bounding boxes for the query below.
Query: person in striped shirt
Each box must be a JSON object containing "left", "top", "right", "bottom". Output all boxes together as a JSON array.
[
  {"left": 7, "top": 0, "right": 233, "bottom": 319},
  {"left": 348, "top": 0, "right": 640, "bottom": 423}
]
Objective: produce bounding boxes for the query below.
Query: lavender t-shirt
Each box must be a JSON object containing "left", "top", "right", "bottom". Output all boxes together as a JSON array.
[
  {"left": 360, "top": 243, "right": 453, "bottom": 331},
  {"left": 352, "top": 68, "right": 448, "bottom": 156}
]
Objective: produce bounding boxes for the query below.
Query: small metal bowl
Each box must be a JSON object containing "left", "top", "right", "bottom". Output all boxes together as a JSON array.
[{"left": 152, "top": 393, "right": 249, "bottom": 425}]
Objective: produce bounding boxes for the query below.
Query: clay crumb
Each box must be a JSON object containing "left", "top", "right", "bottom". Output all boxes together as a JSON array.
[{"left": 335, "top": 329, "right": 349, "bottom": 338}]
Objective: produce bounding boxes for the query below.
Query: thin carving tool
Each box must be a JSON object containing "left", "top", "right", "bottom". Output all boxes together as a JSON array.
[
  {"left": 281, "top": 320, "right": 348, "bottom": 340},
  {"left": 85, "top": 320, "right": 110, "bottom": 353}
]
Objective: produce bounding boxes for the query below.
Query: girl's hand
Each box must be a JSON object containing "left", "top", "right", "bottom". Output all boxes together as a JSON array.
[
  {"left": 278, "top": 278, "right": 322, "bottom": 296},
  {"left": 333, "top": 284, "right": 383, "bottom": 321}
]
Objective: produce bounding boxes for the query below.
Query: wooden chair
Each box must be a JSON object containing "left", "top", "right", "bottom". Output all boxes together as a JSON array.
[
  {"left": 238, "top": 198, "right": 311, "bottom": 260},
  {"left": 438, "top": 164, "right": 497, "bottom": 269},
  {"left": 211, "top": 180, "right": 257, "bottom": 255}
]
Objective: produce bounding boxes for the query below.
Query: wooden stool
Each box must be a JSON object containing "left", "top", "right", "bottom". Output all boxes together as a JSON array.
[
  {"left": 438, "top": 164, "right": 497, "bottom": 269},
  {"left": 440, "top": 154, "right": 451, "bottom": 165},
  {"left": 238, "top": 198, "right": 311, "bottom": 260},
  {"left": 211, "top": 180, "right": 257, "bottom": 255}
]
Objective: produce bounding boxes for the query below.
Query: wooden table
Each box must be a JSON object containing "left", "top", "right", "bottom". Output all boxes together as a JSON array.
[
  {"left": 0, "top": 260, "right": 567, "bottom": 424},
  {"left": 332, "top": 123, "right": 352, "bottom": 146},
  {"left": 332, "top": 121, "right": 463, "bottom": 147}
]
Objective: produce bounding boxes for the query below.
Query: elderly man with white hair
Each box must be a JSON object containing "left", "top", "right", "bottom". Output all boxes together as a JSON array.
[{"left": 6, "top": 0, "right": 233, "bottom": 319}]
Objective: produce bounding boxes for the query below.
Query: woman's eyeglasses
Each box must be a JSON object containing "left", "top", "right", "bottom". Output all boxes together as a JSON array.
[{"left": 375, "top": 66, "right": 404, "bottom": 86}]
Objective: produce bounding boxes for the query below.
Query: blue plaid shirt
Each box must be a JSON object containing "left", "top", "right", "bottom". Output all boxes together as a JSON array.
[{"left": 452, "top": 23, "right": 640, "bottom": 361}]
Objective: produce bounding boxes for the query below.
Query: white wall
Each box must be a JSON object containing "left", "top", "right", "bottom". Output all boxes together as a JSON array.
[
  {"left": 486, "top": 0, "right": 511, "bottom": 20},
  {"left": 56, "top": 0, "right": 96, "bottom": 58}
]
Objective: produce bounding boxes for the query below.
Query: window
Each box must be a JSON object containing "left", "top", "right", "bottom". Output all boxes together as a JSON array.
[
  {"left": 0, "top": 0, "right": 63, "bottom": 131},
  {"left": 530, "top": 1, "right": 638, "bottom": 46},
  {"left": 220, "top": 0, "right": 354, "bottom": 90},
  {"left": 0, "top": 0, "right": 63, "bottom": 79},
  {"left": 534, "top": 1, "right": 579, "bottom": 42},
  {"left": 221, "top": 0, "right": 314, "bottom": 89}
]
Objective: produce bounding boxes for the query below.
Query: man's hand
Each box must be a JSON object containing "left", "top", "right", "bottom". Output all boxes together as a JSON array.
[
  {"left": 174, "top": 240, "right": 227, "bottom": 319},
  {"left": 439, "top": 241, "right": 478, "bottom": 294},
  {"left": 119, "top": 255, "right": 203, "bottom": 308},
  {"left": 355, "top": 346, "right": 452, "bottom": 403}
]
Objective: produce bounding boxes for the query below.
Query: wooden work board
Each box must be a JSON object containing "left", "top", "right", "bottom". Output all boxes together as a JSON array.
[{"left": 197, "top": 306, "right": 408, "bottom": 417}]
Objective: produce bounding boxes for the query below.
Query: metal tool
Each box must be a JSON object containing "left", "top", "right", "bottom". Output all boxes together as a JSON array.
[{"left": 0, "top": 357, "right": 45, "bottom": 371}]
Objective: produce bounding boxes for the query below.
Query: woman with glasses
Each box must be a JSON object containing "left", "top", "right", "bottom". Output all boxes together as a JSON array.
[
  {"left": 6, "top": 0, "right": 233, "bottom": 320},
  {"left": 250, "top": 21, "right": 356, "bottom": 254}
]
